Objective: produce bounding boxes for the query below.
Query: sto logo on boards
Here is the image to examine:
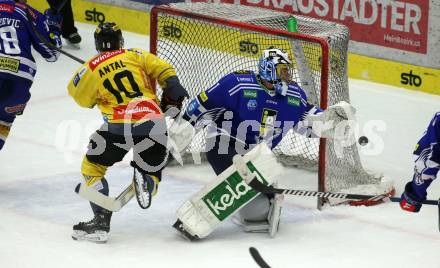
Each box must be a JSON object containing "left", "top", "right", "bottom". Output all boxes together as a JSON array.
[
  {"left": 239, "top": 40, "right": 259, "bottom": 55},
  {"left": 85, "top": 8, "right": 106, "bottom": 23},
  {"left": 163, "top": 24, "right": 182, "bottom": 38},
  {"left": 401, "top": 70, "right": 422, "bottom": 87}
]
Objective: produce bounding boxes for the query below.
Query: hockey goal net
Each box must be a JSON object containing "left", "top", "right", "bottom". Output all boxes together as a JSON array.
[{"left": 150, "top": 3, "right": 393, "bottom": 205}]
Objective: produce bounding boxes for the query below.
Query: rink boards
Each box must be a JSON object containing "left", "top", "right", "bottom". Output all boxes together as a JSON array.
[{"left": 26, "top": 0, "right": 440, "bottom": 96}]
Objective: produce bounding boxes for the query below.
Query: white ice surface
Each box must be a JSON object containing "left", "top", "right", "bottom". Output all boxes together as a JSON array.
[{"left": 1, "top": 23, "right": 440, "bottom": 268}]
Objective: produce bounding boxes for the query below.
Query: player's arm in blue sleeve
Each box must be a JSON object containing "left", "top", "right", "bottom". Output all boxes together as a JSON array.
[
  {"left": 288, "top": 83, "right": 323, "bottom": 137},
  {"left": 409, "top": 113, "right": 440, "bottom": 198},
  {"left": 17, "top": 4, "right": 61, "bottom": 62},
  {"left": 400, "top": 112, "right": 440, "bottom": 212},
  {"left": 182, "top": 73, "right": 239, "bottom": 126}
]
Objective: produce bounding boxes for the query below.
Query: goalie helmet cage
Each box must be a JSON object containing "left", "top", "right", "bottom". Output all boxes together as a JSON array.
[{"left": 150, "top": 3, "right": 392, "bottom": 207}]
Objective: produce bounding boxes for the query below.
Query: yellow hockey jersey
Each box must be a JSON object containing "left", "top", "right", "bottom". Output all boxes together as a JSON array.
[{"left": 67, "top": 48, "right": 176, "bottom": 123}]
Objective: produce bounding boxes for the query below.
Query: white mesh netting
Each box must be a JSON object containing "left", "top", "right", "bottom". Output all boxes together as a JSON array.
[{"left": 152, "top": 2, "right": 392, "bottom": 195}]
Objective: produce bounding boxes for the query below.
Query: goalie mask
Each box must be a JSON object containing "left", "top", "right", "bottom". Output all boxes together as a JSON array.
[
  {"left": 258, "top": 48, "right": 292, "bottom": 96},
  {"left": 94, "top": 22, "right": 124, "bottom": 52}
]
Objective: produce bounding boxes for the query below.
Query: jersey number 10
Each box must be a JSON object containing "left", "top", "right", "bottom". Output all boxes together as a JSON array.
[{"left": 103, "top": 70, "right": 143, "bottom": 103}]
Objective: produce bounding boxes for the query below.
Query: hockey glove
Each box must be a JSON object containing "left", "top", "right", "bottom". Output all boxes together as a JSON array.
[
  {"left": 400, "top": 182, "right": 423, "bottom": 212},
  {"left": 161, "top": 76, "right": 189, "bottom": 114},
  {"left": 44, "top": 9, "right": 62, "bottom": 33},
  {"left": 44, "top": 9, "right": 62, "bottom": 47}
]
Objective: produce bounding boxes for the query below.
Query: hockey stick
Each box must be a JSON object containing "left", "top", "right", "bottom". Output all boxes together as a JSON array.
[
  {"left": 24, "top": 4, "right": 85, "bottom": 64},
  {"left": 232, "top": 154, "right": 439, "bottom": 205},
  {"left": 32, "top": 27, "right": 85, "bottom": 64},
  {"left": 249, "top": 247, "right": 271, "bottom": 268},
  {"left": 75, "top": 182, "right": 135, "bottom": 212},
  {"left": 438, "top": 198, "right": 440, "bottom": 232},
  {"left": 246, "top": 175, "right": 439, "bottom": 205}
]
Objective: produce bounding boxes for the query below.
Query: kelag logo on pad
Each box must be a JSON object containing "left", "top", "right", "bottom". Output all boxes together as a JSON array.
[{"left": 202, "top": 162, "right": 267, "bottom": 221}]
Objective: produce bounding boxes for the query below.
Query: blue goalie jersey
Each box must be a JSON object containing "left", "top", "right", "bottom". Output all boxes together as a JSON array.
[
  {"left": 183, "top": 71, "right": 321, "bottom": 149},
  {"left": 0, "top": 0, "right": 59, "bottom": 82}
]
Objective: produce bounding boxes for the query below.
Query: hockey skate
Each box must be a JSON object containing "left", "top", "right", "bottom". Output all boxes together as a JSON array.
[
  {"left": 172, "top": 219, "right": 200, "bottom": 241},
  {"left": 72, "top": 211, "right": 112, "bottom": 243},
  {"left": 132, "top": 163, "right": 159, "bottom": 209}
]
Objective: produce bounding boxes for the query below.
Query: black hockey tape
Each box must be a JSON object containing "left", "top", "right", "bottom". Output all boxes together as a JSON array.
[{"left": 74, "top": 183, "right": 81, "bottom": 193}]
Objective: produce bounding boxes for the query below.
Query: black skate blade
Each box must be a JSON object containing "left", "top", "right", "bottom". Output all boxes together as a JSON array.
[{"left": 172, "top": 219, "right": 199, "bottom": 241}]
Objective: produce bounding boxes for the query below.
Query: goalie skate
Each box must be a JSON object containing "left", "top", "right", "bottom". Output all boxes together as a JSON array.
[{"left": 172, "top": 219, "right": 200, "bottom": 241}]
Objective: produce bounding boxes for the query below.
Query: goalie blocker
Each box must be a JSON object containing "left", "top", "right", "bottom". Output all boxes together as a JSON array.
[{"left": 173, "top": 144, "right": 284, "bottom": 240}]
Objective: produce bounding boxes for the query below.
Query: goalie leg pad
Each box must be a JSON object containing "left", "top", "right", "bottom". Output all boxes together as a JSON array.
[
  {"left": 234, "top": 189, "right": 284, "bottom": 237},
  {"left": 235, "top": 194, "right": 271, "bottom": 233},
  {"left": 268, "top": 192, "right": 284, "bottom": 237},
  {"left": 174, "top": 143, "right": 283, "bottom": 239}
]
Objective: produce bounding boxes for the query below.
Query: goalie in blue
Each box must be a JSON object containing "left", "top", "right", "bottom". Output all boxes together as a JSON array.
[
  {"left": 400, "top": 112, "right": 440, "bottom": 212},
  {"left": 0, "top": 0, "right": 61, "bottom": 150},
  {"left": 169, "top": 47, "right": 356, "bottom": 240}
]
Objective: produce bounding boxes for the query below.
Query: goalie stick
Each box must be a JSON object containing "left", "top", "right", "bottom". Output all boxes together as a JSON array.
[
  {"left": 232, "top": 154, "right": 439, "bottom": 205},
  {"left": 234, "top": 155, "right": 440, "bottom": 233},
  {"left": 245, "top": 173, "right": 439, "bottom": 205},
  {"left": 75, "top": 182, "right": 135, "bottom": 212},
  {"left": 249, "top": 247, "right": 271, "bottom": 268}
]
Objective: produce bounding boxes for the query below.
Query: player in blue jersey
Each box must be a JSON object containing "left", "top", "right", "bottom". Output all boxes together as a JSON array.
[
  {"left": 0, "top": 0, "right": 62, "bottom": 150},
  {"left": 169, "top": 47, "right": 356, "bottom": 240},
  {"left": 400, "top": 112, "right": 440, "bottom": 212}
]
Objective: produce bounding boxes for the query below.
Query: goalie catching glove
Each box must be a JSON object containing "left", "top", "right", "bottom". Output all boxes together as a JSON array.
[{"left": 305, "top": 101, "right": 357, "bottom": 140}]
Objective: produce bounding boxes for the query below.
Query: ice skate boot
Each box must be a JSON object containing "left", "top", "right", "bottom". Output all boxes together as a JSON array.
[{"left": 72, "top": 211, "right": 112, "bottom": 243}]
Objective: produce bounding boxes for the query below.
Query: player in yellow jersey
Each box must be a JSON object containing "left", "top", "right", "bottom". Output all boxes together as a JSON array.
[{"left": 68, "top": 22, "right": 188, "bottom": 243}]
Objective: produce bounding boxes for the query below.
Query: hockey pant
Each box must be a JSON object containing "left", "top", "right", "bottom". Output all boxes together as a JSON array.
[
  {"left": 0, "top": 77, "right": 32, "bottom": 150},
  {"left": 81, "top": 128, "right": 168, "bottom": 214}
]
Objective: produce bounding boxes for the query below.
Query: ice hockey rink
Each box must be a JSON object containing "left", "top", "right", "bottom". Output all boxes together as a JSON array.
[{"left": 1, "top": 22, "right": 440, "bottom": 268}]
